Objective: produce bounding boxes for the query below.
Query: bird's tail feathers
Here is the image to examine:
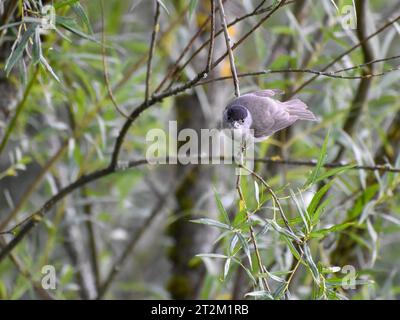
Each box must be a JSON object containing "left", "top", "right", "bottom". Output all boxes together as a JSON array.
[{"left": 284, "top": 99, "right": 317, "bottom": 121}]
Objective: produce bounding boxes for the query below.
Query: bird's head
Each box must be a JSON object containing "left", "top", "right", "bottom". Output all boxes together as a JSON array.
[{"left": 223, "top": 104, "right": 252, "bottom": 130}]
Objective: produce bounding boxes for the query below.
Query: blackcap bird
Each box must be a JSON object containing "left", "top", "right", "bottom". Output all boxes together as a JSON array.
[{"left": 222, "top": 89, "right": 317, "bottom": 142}]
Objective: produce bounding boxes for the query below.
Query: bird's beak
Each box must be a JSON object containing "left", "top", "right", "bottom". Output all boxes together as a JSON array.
[{"left": 233, "top": 121, "right": 240, "bottom": 129}]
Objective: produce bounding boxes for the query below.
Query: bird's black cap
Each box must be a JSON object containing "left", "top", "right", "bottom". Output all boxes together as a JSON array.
[{"left": 227, "top": 105, "right": 247, "bottom": 121}]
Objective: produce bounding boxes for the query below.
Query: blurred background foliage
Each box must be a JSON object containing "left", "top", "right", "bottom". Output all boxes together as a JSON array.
[{"left": 0, "top": 0, "right": 399, "bottom": 300}]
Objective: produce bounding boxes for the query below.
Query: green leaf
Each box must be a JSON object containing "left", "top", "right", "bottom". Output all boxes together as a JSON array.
[
  {"left": 223, "top": 258, "right": 231, "bottom": 279},
  {"left": 254, "top": 180, "right": 260, "bottom": 206},
  {"left": 290, "top": 189, "right": 310, "bottom": 233},
  {"left": 213, "top": 187, "right": 230, "bottom": 224},
  {"left": 245, "top": 290, "right": 274, "bottom": 300},
  {"left": 189, "top": 0, "right": 198, "bottom": 19},
  {"left": 56, "top": 16, "right": 97, "bottom": 42},
  {"left": 311, "top": 196, "right": 333, "bottom": 225},
  {"left": 267, "top": 219, "right": 301, "bottom": 243},
  {"left": 282, "top": 234, "right": 301, "bottom": 260},
  {"left": 326, "top": 277, "right": 374, "bottom": 288},
  {"left": 157, "top": 0, "right": 170, "bottom": 15},
  {"left": 232, "top": 208, "right": 247, "bottom": 228},
  {"left": 5, "top": 23, "right": 38, "bottom": 75},
  {"left": 72, "top": 3, "right": 93, "bottom": 34},
  {"left": 190, "top": 218, "right": 231, "bottom": 230},
  {"left": 229, "top": 234, "right": 239, "bottom": 254},
  {"left": 348, "top": 184, "right": 379, "bottom": 220},
  {"left": 304, "top": 245, "right": 319, "bottom": 283},
  {"left": 40, "top": 56, "right": 60, "bottom": 82},
  {"left": 196, "top": 253, "right": 228, "bottom": 259},
  {"left": 304, "top": 130, "right": 330, "bottom": 188},
  {"left": 32, "top": 28, "right": 42, "bottom": 65},
  {"left": 307, "top": 180, "right": 334, "bottom": 223},
  {"left": 313, "top": 165, "right": 355, "bottom": 184},
  {"left": 309, "top": 222, "right": 355, "bottom": 239},
  {"left": 54, "top": 0, "right": 80, "bottom": 9},
  {"left": 237, "top": 233, "right": 252, "bottom": 269}
]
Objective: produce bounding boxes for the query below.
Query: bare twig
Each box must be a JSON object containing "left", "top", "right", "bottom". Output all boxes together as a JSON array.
[
  {"left": 211, "top": 0, "right": 287, "bottom": 70},
  {"left": 332, "top": 54, "right": 400, "bottom": 73},
  {"left": 254, "top": 157, "right": 400, "bottom": 173},
  {"left": 109, "top": 0, "right": 287, "bottom": 169},
  {"left": 206, "top": 0, "right": 216, "bottom": 73},
  {"left": 164, "top": 0, "right": 291, "bottom": 91},
  {"left": 201, "top": 68, "right": 399, "bottom": 84},
  {"left": 145, "top": 1, "right": 161, "bottom": 104},
  {"left": 100, "top": 0, "right": 133, "bottom": 120},
  {"left": 218, "top": 0, "right": 240, "bottom": 97},
  {"left": 283, "top": 251, "right": 304, "bottom": 296},
  {"left": 291, "top": 13, "right": 400, "bottom": 96},
  {"left": 153, "top": 0, "right": 221, "bottom": 94},
  {"left": 113, "top": 4, "right": 190, "bottom": 93},
  {"left": 0, "top": 151, "right": 397, "bottom": 267}
]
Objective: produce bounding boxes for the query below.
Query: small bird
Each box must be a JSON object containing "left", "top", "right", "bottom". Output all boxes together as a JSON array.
[{"left": 222, "top": 89, "right": 317, "bottom": 142}]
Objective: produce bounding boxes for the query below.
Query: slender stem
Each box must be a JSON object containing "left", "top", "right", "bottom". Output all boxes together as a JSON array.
[
  {"left": 211, "top": 0, "right": 287, "bottom": 70},
  {"left": 240, "top": 164, "right": 295, "bottom": 235},
  {"left": 291, "top": 13, "right": 400, "bottom": 96},
  {"left": 236, "top": 171, "right": 271, "bottom": 293},
  {"left": 145, "top": 1, "right": 161, "bottom": 104},
  {"left": 195, "top": 63, "right": 400, "bottom": 86},
  {"left": 218, "top": 0, "right": 240, "bottom": 97},
  {"left": 283, "top": 252, "right": 304, "bottom": 296},
  {"left": 206, "top": 0, "right": 216, "bottom": 73},
  {"left": 100, "top": 0, "right": 132, "bottom": 120},
  {"left": 164, "top": 0, "right": 291, "bottom": 92},
  {"left": 0, "top": 67, "right": 39, "bottom": 155},
  {"left": 82, "top": 188, "right": 101, "bottom": 293}
]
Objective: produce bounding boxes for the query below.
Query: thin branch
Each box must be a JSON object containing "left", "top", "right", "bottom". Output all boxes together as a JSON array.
[
  {"left": 211, "top": 0, "right": 287, "bottom": 70},
  {"left": 112, "top": 4, "right": 189, "bottom": 93},
  {"left": 0, "top": 152, "right": 399, "bottom": 260},
  {"left": 0, "top": 67, "right": 39, "bottom": 155},
  {"left": 82, "top": 187, "right": 101, "bottom": 294},
  {"left": 0, "top": 167, "right": 114, "bottom": 261},
  {"left": 236, "top": 168, "right": 271, "bottom": 292},
  {"left": 196, "top": 58, "right": 400, "bottom": 86},
  {"left": 253, "top": 157, "right": 400, "bottom": 173},
  {"left": 291, "top": 13, "right": 400, "bottom": 96},
  {"left": 332, "top": 54, "right": 400, "bottom": 73},
  {"left": 164, "top": 0, "right": 291, "bottom": 92},
  {"left": 283, "top": 251, "right": 304, "bottom": 295},
  {"left": 100, "top": 0, "right": 133, "bottom": 120},
  {"left": 218, "top": 0, "right": 240, "bottom": 97},
  {"left": 206, "top": 0, "right": 216, "bottom": 73},
  {"left": 109, "top": 0, "right": 288, "bottom": 169},
  {"left": 153, "top": 0, "right": 221, "bottom": 94},
  {"left": 145, "top": 1, "right": 161, "bottom": 104},
  {"left": 240, "top": 163, "right": 295, "bottom": 236}
]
